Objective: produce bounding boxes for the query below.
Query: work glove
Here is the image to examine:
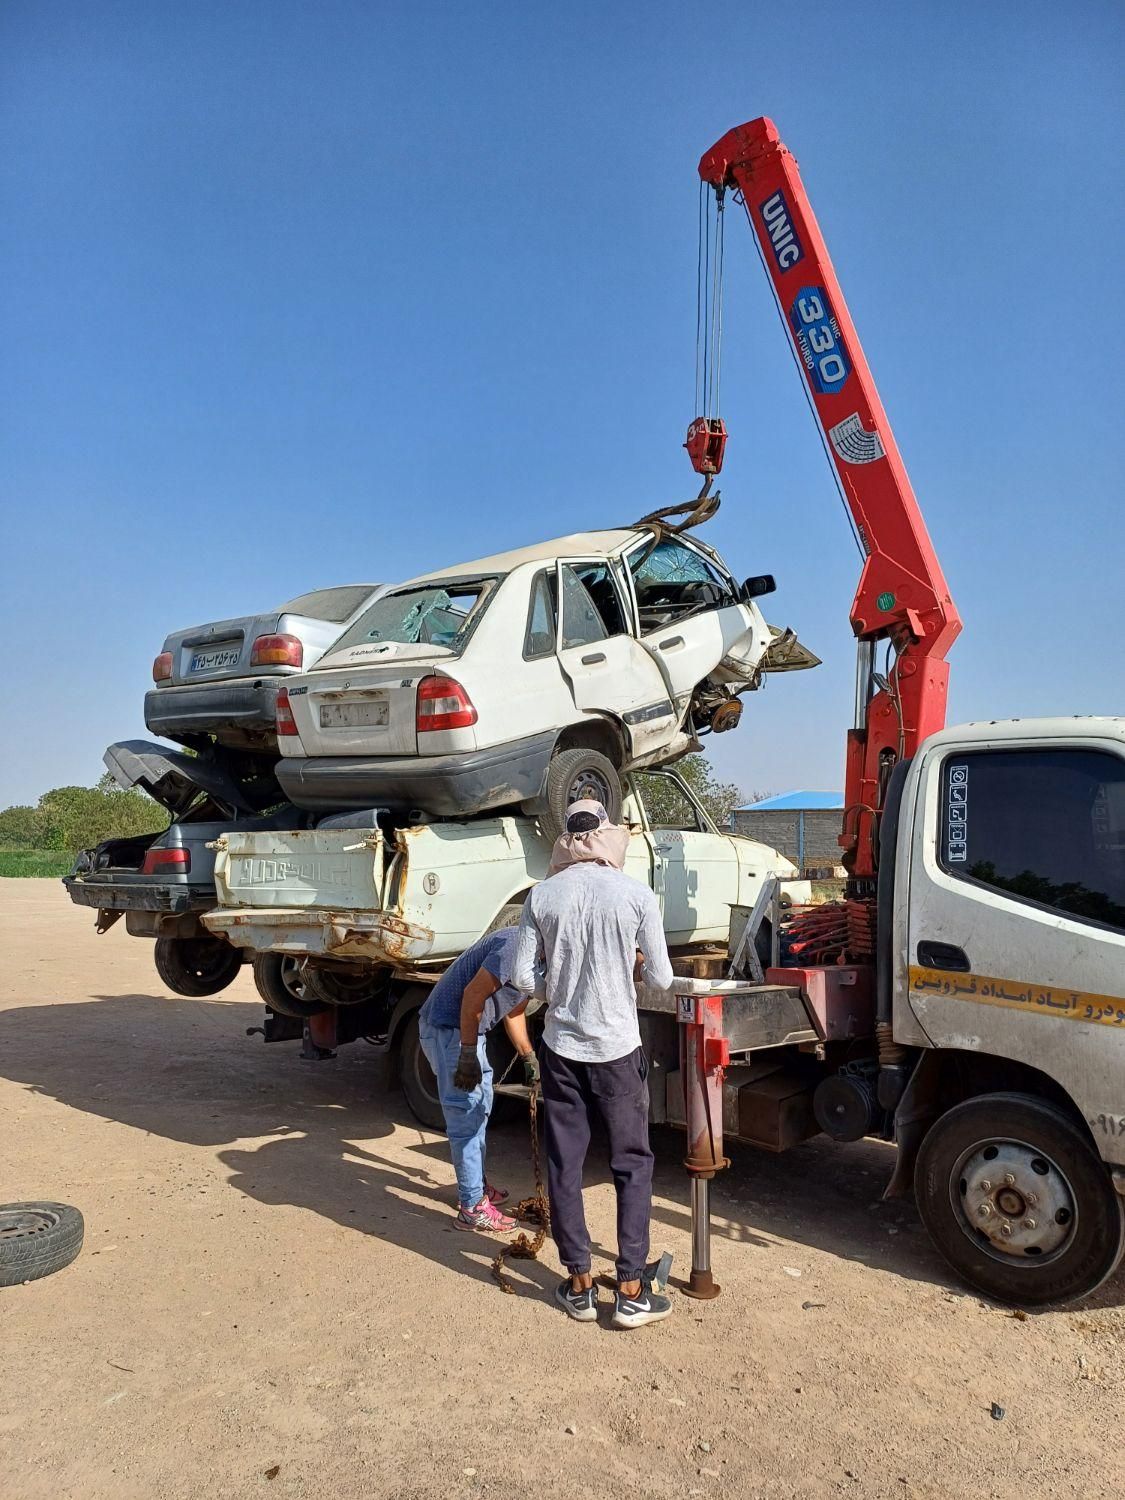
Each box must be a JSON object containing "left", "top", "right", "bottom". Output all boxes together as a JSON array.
[
  {"left": 453, "top": 1045, "right": 483, "bottom": 1092},
  {"left": 521, "top": 1052, "right": 540, "bottom": 1088}
]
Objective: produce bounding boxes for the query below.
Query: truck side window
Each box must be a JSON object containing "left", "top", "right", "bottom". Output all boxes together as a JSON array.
[
  {"left": 937, "top": 748, "right": 1125, "bottom": 934},
  {"left": 634, "top": 772, "right": 704, "bottom": 832},
  {"left": 523, "top": 571, "right": 557, "bottom": 659}
]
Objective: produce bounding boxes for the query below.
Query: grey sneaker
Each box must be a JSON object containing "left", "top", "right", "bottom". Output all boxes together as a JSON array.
[
  {"left": 555, "top": 1278, "right": 598, "bottom": 1322},
  {"left": 611, "top": 1286, "right": 673, "bottom": 1329}
]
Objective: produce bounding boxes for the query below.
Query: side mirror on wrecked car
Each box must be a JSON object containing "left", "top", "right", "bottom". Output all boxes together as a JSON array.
[{"left": 741, "top": 574, "right": 777, "bottom": 600}]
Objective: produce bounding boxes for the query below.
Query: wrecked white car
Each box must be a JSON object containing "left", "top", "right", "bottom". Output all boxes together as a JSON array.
[
  {"left": 273, "top": 525, "right": 814, "bottom": 832},
  {"left": 203, "top": 767, "right": 810, "bottom": 976}
]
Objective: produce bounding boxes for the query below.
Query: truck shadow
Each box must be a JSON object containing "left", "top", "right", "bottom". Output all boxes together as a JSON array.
[{"left": 1, "top": 992, "right": 1121, "bottom": 1311}]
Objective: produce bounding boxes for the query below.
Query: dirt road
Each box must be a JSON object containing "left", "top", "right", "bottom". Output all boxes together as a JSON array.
[{"left": 1, "top": 883, "right": 1122, "bottom": 1499}]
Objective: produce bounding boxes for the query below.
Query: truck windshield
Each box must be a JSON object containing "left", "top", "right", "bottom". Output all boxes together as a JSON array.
[{"left": 329, "top": 578, "right": 500, "bottom": 654}]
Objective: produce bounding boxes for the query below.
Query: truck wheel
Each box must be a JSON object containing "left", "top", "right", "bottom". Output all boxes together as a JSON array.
[
  {"left": 0, "top": 1202, "right": 84, "bottom": 1287},
  {"left": 539, "top": 748, "right": 623, "bottom": 843},
  {"left": 251, "top": 953, "right": 327, "bottom": 1019},
  {"left": 914, "top": 1091, "right": 1125, "bottom": 1307},
  {"left": 398, "top": 1011, "right": 446, "bottom": 1131},
  {"left": 153, "top": 936, "right": 243, "bottom": 998},
  {"left": 304, "top": 965, "right": 379, "bottom": 1007}
]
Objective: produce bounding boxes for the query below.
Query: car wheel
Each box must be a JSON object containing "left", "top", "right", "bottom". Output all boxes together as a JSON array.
[
  {"left": 251, "top": 953, "right": 327, "bottom": 1019},
  {"left": 0, "top": 1202, "right": 84, "bottom": 1287},
  {"left": 304, "top": 964, "right": 379, "bottom": 1007},
  {"left": 914, "top": 1091, "right": 1125, "bottom": 1306},
  {"left": 398, "top": 1011, "right": 446, "bottom": 1130},
  {"left": 540, "top": 748, "right": 623, "bottom": 842},
  {"left": 153, "top": 936, "right": 243, "bottom": 998},
  {"left": 485, "top": 902, "right": 526, "bottom": 935}
]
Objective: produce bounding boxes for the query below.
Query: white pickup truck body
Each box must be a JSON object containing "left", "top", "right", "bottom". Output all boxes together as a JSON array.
[{"left": 203, "top": 770, "right": 809, "bottom": 965}]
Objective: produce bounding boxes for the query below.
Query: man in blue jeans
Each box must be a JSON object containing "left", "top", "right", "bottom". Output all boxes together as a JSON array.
[
  {"left": 417, "top": 926, "right": 539, "bottom": 1232},
  {"left": 511, "top": 800, "right": 675, "bottom": 1329}
]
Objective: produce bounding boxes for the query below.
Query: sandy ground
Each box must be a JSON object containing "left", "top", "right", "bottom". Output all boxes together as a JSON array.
[{"left": 1, "top": 882, "right": 1123, "bottom": 1500}]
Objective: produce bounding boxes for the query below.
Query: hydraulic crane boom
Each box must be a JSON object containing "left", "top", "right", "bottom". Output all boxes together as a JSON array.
[{"left": 692, "top": 118, "right": 961, "bottom": 881}]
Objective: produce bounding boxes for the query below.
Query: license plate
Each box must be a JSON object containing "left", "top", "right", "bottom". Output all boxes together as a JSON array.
[
  {"left": 189, "top": 645, "right": 241, "bottom": 673},
  {"left": 319, "top": 699, "right": 389, "bottom": 729}
]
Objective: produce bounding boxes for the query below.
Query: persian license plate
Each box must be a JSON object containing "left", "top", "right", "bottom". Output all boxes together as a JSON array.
[
  {"left": 189, "top": 645, "right": 241, "bottom": 673},
  {"left": 319, "top": 699, "right": 388, "bottom": 729}
]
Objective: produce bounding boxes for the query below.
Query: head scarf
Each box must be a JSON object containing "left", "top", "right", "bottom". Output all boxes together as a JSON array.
[{"left": 547, "top": 798, "right": 630, "bottom": 875}]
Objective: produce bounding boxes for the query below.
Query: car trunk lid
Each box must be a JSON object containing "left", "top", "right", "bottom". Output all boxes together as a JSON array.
[
  {"left": 103, "top": 740, "right": 258, "bottom": 818},
  {"left": 164, "top": 611, "right": 287, "bottom": 686},
  {"left": 285, "top": 650, "right": 454, "bottom": 756}
]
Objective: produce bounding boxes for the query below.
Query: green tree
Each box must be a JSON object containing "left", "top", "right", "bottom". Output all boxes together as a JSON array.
[
  {"left": 0, "top": 804, "right": 45, "bottom": 848},
  {"left": 20, "top": 779, "right": 167, "bottom": 854},
  {"left": 640, "top": 754, "right": 761, "bottom": 829}
]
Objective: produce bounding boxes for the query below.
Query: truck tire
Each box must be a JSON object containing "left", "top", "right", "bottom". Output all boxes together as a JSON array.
[
  {"left": 914, "top": 1091, "right": 1125, "bottom": 1307},
  {"left": 398, "top": 1010, "right": 445, "bottom": 1130},
  {"left": 303, "top": 965, "right": 379, "bottom": 1007},
  {"left": 539, "top": 748, "right": 623, "bottom": 843},
  {"left": 153, "top": 936, "right": 243, "bottom": 998},
  {"left": 251, "top": 953, "right": 327, "bottom": 1019},
  {"left": 0, "top": 1202, "right": 84, "bottom": 1287}
]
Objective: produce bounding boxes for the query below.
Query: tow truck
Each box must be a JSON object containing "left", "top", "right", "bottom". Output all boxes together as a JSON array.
[{"left": 668, "top": 117, "right": 1124, "bottom": 1306}]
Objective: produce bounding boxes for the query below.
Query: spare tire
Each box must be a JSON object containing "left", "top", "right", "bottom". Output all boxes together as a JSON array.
[
  {"left": 154, "top": 936, "right": 243, "bottom": 997},
  {"left": 0, "top": 1202, "right": 84, "bottom": 1287},
  {"left": 252, "top": 953, "right": 327, "bottom": 1019},
  {"left": 539, "top": 748, "right": 623, "bottom": 844}
]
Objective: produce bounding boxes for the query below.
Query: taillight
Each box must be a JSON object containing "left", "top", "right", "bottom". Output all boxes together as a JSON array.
[
  {"left": 276, "top": 687, "right": 299, "bottom": 736},
  {"left": 142, "top": 847, "right": 190, "bottom": 875},
  {"left": 251, "top": 633, "right": 303, "bottom": 668},
  {"left": 416, "top": 674, "right": 478, "bottom": 733},
  {"left": 152, "top": 651, "right": 173, "bottom": 683}
]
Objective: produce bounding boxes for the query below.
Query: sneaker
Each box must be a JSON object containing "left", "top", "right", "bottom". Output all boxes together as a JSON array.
[
  {"left": 611, "top": 1286, "right": 673, "bottom": 1329},
  {"left": 485, "top": 1181, "right": 510, "bottom": 1206},
  {"left": 554, "top": 1278, "right": 599, "bottom": 1322},
  {"left": 454, "top": 1197, "right": 516, "bottom": 1233}
]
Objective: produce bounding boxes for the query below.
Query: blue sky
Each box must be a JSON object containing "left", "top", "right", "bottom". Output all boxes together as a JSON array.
[{"left": 2, "top": 1, "right": 1122, "bottom": 808}]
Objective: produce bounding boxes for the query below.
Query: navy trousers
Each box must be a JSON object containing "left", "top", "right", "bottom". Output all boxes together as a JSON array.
[{"left": 539, "top": 1042, "right": 654, "bottom": 1283}]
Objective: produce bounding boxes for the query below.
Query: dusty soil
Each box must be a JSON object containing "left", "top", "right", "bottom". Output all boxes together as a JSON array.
[{"left": 1, "top": 883, "right": 1122, "bottom": 1500}]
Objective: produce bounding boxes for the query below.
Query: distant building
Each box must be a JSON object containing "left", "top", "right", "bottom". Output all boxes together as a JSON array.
[{"left": 731, "top": 791, "right": 844, "bottom": 874}]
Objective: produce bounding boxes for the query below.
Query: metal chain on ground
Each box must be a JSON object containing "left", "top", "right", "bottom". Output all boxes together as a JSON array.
[{"left": 491, "top": 1088, "right": 550, "bottom": 1295}]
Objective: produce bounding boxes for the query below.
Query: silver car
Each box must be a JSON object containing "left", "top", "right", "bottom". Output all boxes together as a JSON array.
[{"left": 145, "top": 584, "right": 385, "bottom": 752}]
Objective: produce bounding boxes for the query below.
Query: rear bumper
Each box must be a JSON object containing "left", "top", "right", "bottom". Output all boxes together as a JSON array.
[
  {"left": 274, "top": 731, "right": 556, "bottom": 815},
  {"left": 63, "top": 874, "right": 215, "bottom": 915},
  {"left": 204, "top": 906, "right": 435, "bottom": 964},
  {"left": 144, "top": 680, "right": 282, "bottom": 745}
]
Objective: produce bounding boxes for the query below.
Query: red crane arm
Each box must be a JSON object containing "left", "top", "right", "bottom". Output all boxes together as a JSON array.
[{"left": 697, "top": 118, "right": 962, "bottom": 879}]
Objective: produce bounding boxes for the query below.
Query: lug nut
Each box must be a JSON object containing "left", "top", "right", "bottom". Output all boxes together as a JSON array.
[
  {"left": 1000, "top": 1222, "right": 1013, "bottom": 1238},
  {"left": 1023, "top": 1217, "right": 1037, "bottom": 1230},
  {"left": 1026, "top": 1192, "right": 1038, "bottom": 1206},
  {"left": 1004, "top": 1174, "right": 1016, "bottom": 1187},
  {"left": 978, "top": 1203, "right": 993, "bottom": 1218},
  {"left": 980, "top": 1180, "right": 992, "bottom": 1192}
]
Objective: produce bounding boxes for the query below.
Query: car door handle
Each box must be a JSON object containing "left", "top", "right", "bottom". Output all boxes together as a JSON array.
[
  {"left": 658, "top": 636, "right": 684, "bottom": 651},
  {"left": 916, "top": 940, "right": 971, "bottom": 973},
  {"left": 581, "top": 652, "right": 606, "bottom": 665}
]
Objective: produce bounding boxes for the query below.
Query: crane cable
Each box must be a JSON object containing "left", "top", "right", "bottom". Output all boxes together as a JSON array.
[{"left": 695, "top": 182, "right": 726, "bottom": 424}]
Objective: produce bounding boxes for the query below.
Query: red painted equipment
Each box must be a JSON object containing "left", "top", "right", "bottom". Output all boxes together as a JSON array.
[{"left": 692, "top": 117, "right": 961, "bottom": 883}]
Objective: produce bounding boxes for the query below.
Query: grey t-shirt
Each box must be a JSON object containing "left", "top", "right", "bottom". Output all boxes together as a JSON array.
[{"left": 510, "top": 862, "right": 674, "bottom": 1064}]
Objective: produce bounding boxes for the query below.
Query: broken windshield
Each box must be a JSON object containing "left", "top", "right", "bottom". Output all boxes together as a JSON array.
[{"left": 327, "top": 578, "right": 500, "bottom": 655}]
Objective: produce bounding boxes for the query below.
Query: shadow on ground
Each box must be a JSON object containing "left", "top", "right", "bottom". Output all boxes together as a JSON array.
[{"left": 2, "top": 992, "right": 1121, "bottom": 1309}]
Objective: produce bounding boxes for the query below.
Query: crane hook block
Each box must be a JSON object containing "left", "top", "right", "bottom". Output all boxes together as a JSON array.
[{"left": 685, "top": 416, "right": 727, "bottom": 476}]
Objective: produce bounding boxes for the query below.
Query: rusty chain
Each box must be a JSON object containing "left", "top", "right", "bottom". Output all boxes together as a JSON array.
[{"left": 491, "top": 1088, "right": 550, "bottom": 1295}]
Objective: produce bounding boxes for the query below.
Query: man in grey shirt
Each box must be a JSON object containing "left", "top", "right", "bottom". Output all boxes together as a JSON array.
[{"left": 510, "top": 799, "right": 674, "bottom": 1329}]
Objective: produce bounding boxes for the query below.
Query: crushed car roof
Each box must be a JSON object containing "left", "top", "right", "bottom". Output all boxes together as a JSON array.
[{"left": 408, "top": 529, "right": 648, "bottom": 583}]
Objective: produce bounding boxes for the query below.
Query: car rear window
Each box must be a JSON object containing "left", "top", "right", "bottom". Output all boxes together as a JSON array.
[
  {"left": 281, "top": 585, "right": 380, "bottom": 622},
  {"left": 329, "top": 578, "right": 500, "bottom": 654}
]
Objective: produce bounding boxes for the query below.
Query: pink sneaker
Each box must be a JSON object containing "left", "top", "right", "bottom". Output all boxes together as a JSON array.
[
  {"left": 455, "top": 1196, "right": 517, "bottom": 1233},
  {"left": 485, "top": 1181, "right": 510, "bottom": 1206}
]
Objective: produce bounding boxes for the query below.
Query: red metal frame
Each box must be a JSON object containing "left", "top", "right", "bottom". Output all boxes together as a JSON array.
[{"left": 697, "top": 118, "right": 961, "bottom": 879}]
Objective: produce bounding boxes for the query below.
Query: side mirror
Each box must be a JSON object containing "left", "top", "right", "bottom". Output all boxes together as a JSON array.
[{"left": 741, "top": 574, "right": 777, "bottom": 600}]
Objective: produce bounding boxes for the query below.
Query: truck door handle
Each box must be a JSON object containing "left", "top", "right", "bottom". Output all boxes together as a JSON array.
[
  {"left": 916, "top": 940, "right": 971, "bottom": 973},
  {"left": 658, "top": 636, "right": 684, "bottom": 651},
  {"left": 581, "top": 652, "right": 606, "bottom": 665}
]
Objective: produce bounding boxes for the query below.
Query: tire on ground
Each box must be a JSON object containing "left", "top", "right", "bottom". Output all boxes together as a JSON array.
[
  {"left": 539, "top": 747, "right": 623, "bottom": 844},
  {"left": 251, "top": 952, "right": 327, "bottom": 1019},
  {"left": 914, "top": 1090, "right": 1125, "bottom": 1307},
  {"left": 398, "top": 1010, "right": 446, "bottom": 1131},
  {"left": 153, "top": 935, "right": 243, "bottom": 998},
  {"left": 0, "top": 1202, "right": 84, "bottom": 1287},
  {"left": 303, "top": 965, "right": 380, "bottom": 1007}
]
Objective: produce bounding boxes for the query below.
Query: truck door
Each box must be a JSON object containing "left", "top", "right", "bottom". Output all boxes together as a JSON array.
[
  {"left": 632, "top": 769, "right": 739, "bottom": 945},
  {"left": 902, "top": 732, "right": 1125, "bottom": 1161},
  {"left": 554, "top": 560, "right": 676, "bottom": 760}
]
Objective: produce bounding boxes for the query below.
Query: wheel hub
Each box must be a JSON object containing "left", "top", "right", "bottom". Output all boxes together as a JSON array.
[
  {"left": 567, "top": 768, "right": 613, "bottom": 807},
  {"left": 0, "top": 1208, "right": 60, "bottom": 1240},
  {"left": 955, "top": 1140, "right": 1076, "bottom": 1262}
]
